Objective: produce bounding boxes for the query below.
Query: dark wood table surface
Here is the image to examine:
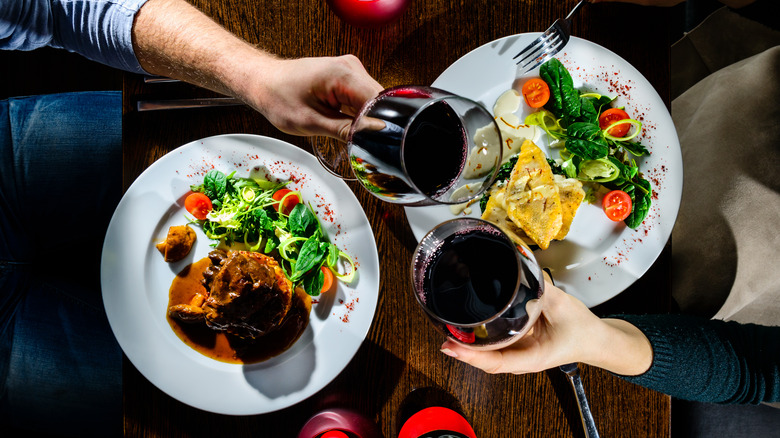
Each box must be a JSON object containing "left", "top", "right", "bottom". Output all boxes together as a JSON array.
[{"left": 122, "top": 1, "right": 674, "bottom": 436}]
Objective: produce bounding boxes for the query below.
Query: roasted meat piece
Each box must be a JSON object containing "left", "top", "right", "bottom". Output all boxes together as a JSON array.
[
  {"left": 156, "top": 225, "right": 196, "bottom": 262},
  {"left": 201, "top": 250, "right": 294, "bottom": 338}
]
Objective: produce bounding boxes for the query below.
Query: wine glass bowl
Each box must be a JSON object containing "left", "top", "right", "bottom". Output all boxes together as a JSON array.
[
  {"left": 346, "top": 86, "right": 503, "bottom": 206},
  {"left": 411, "top": 218, "right": 544, "bottom": 350}
]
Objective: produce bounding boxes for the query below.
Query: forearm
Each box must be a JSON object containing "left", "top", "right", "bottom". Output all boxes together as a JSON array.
[
  {"left": 132, "top": 0, "right": 273, "bottom": 103},
  {"left": 615, "top": 314, "right": 780, "bottom": 404}
]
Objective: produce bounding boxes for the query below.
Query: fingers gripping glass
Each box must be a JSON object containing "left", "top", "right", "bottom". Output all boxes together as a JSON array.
[
  {"left": 411, "top": 218, "right": 545, "bottom": 350},
  {"left": 313, "top": 86, "right": 504, "bottom": 206}
]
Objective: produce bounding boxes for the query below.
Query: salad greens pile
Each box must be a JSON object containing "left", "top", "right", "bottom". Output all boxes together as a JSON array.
[
  {"left": 190, "top": 169, "right": 355, "bottom": 296},
  {"left": 524, "top": 58, "right": 653, "bottom": 229}
]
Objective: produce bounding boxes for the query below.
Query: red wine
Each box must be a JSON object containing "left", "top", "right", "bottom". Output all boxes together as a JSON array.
[
  {"left": 402, "top": 101, "right": 467, "bottom": 199},
  {"left": 420, "top": 226, "right": 518, "bottom": 324},
  {"left": 349, "top": 92, "right": 468, "bottom": 204}
]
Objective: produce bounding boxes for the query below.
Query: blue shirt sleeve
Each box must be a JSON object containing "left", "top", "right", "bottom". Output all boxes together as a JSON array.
[{"left": 0, "top": 0, "right": 150, "bottom": 73}]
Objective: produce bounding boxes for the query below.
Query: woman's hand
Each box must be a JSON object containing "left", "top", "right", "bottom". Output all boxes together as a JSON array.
[{"left": 440, "top": 281, "right": 654, "bottom": 376}]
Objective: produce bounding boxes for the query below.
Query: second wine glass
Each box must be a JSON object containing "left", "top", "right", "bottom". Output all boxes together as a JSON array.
[{"left": 340, "top": 86, "right": 503, "bottom": 206}]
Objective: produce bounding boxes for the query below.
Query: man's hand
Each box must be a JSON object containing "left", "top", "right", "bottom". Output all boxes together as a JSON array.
[
  {"left": 249, "top": 55, "right": 383, "bottom": 141},
  {"left": 133, "top": 0, "right": 382, "bottom": 141}
]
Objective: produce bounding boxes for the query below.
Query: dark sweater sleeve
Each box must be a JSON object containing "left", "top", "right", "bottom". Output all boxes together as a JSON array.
[{"left": 611, "top": 314, "right": 780, "bottom": 404}]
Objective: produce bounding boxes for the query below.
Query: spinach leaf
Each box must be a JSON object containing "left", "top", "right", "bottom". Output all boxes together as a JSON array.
[
  {"left": 624, "top": 178, "right": 652, "bottom": 229},
  {"left": 540, "top": 58, "right": 580, "bottom": 121},
  {"left": 547, "top": 158, "right": 565, "bottom": 176},
  {"left": 302, "top": 268, "right": 324, "bottom": 297},
  {"left": 203, "top": 170, "right": 228, "bottom": 200},
  {"left": 293, "top": 237, "right": 327, "bottom": 280},
  {"left": 567, "top": 122, "right": 602, "bottom": 141},
  {"left": 620, "top": 141, "right": 651, "bottom": 157},
  {"left": 288, "top": 203, "right": 317, "bottom": 237},
  {"left": 565, "top": 137, "right": 609, "bottom": 160},
  {"left": 579, "top": 96, "right": 598, "bottom": 125}
]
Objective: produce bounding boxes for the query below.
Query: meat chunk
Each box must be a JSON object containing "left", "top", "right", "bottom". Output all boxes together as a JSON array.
[
  {"left": 202, "top": 250, "right": 294, "bottom": 338},
  {"left": 156, "top": 225, "right": 196, "bottom": 262}
]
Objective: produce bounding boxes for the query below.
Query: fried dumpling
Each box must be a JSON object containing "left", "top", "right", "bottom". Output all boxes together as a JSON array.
[
  {"left": 553, "top": 174, "right": 585, "bottom": 240},
  {"left": 503, "top": 140, "right": 562, "bottom": 250},
  {"left": 480, "top": 185, "right": 537, "bottom": 248}
]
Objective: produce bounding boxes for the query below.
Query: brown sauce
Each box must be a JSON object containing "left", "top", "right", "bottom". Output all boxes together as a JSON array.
[{"left": 166, "top": 257, "right": 311, "bottom": 364}]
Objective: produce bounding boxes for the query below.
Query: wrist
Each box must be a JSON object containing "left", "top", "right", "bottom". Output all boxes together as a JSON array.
[{"left": 581, "top": 318, "right": 653, "bottom": 376}]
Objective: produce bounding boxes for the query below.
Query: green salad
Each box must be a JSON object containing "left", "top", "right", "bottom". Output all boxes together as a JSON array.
[
  {"left": 185, "top": 169, "right": 355, "bottom": 296},
  {"left": 523, "top": 58, "right": 653, "bottom": 228}
]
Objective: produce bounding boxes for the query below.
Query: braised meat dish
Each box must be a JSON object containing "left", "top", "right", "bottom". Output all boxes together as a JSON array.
[{"left": 168, "top": 249, "right": 294, "bottom": 339}]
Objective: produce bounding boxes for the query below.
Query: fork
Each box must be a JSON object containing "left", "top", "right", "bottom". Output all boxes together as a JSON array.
[
  {"left": 513, "top": 0, "right": 586, "bottom": 73},
  {"left": 560, "top": 362, "right": 601, "bottom": 438},
  {"left": 542, "top": 268, "right": 600, "bottom": 438}
]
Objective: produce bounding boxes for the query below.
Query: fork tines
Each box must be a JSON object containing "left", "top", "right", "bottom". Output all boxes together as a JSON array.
[{"left": 513, "top": 32, "right": 565, "bottom": 73}]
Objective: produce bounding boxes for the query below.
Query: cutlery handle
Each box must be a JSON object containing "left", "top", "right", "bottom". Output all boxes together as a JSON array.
[
  {"left": 566, "top": 0, "right": 586, "bottom": 21},
  {"left": 566, "top": 371, "right": 600, "bottom": 438},
  {"left": 136, "top": 97, "right": 243, "bottom": 111}
]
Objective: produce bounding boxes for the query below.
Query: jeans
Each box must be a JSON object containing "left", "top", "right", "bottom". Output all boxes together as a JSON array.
[{"left": 0, "top": 91, "right": 123, "bottom": 436}]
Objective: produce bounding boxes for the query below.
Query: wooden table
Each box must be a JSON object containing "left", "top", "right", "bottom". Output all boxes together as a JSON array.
[{"left": 122, "top": 1, "right": 674, "bottom": 436}]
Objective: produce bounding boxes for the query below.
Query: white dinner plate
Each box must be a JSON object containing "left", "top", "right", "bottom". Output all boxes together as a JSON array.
[
  {"left": 405, "top": 34, "right": 683, "bottom": 307},
  {"left": 101, "top": 134, "right": 380, "bottom": 415}
]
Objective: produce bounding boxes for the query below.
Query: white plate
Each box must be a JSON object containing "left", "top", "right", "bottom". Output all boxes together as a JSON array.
[
  {"left": 405, "top": 34, "right": 682, "bottom": 307},
  {"left": 101, "top": 134, "right": 379, "bottom": 415}
]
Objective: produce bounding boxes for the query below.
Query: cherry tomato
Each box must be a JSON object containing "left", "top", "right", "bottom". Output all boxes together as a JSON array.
[
  {"left": 602, "top": 190, "right": 633, "bottom": 222},
  {"left": 598, "top": 108, "right": 631, "bottom": 137},
  {"left": 184, "top": 192, "right": 212, "bottom": 220},
  {"left": 521, "top": 78, "right": 551, "bottom": 108},
  {"left": 272, "top": 188, "right": 301, "bottom": 216},
  {"left": 320, "top": 266, "right": 335, "bottom": 294}
]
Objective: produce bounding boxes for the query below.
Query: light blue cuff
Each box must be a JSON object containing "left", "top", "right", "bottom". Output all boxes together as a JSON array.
[{"left": 0, "top": 0, "right": 151, "bottom": 74}]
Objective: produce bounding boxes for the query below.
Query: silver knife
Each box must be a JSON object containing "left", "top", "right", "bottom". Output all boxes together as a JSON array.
[{"left": 136, "top": 97, "right": 244, "bottom": 111}]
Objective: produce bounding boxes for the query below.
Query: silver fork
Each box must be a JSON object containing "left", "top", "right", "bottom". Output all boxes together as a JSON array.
[
  {"left": 513, "top": 0, "right": 586, "bottom": 73},
  {"left": 560, "top": 362, "right": 600, "bottom": 438}
]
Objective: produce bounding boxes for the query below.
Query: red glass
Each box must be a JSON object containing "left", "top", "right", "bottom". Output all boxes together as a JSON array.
[
  {"left": 326, "top": 0, "right": 410, "bottom": 27},
  {"left": 298, "top": 408, "right": 382, "bottom": 438}
]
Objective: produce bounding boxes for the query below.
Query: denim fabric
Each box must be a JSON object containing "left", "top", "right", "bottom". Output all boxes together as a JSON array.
[
  {"left": 0, "top": 0, "right": 150, "bottom": 73},
  {"left": 0, "top": 91, "right": 123, "bottom": 436}
]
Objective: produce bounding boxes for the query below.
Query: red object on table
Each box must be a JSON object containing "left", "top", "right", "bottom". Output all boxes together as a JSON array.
[
  {"left": 398, "top": 407, "right": 477, "bottom": 438},
  {"left": 326, "top": 0, "right": 410, "bottom": 27}
]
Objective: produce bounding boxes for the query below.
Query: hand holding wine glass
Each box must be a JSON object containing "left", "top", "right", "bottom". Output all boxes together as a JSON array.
[
  {"left": 315, "top": 86, "right": 504, "bottom": 206},
  {"left": 439, "top": 281, "right": 654, "bottom": 376},
  {"left": 411, "top": 218, "right": 545, "bottom": 350}
]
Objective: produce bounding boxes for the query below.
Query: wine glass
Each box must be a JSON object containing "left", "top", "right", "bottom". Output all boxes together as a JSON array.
[
  {"left": 314, "top": 85, "right": 503, "bottom": 206},
  {"left": 410, "top": 218, "right": 544, "bottom": 350}
]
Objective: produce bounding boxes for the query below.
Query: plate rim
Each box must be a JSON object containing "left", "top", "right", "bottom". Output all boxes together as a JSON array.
[
  {"left": 101, "top": 133, "right": 380, "bottom": 415},
  {"left": 404, "top": 33, "right": 683, "bottom": 307}
]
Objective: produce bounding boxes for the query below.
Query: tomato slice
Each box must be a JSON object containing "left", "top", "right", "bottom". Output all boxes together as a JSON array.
[
  {"left": 272, "top": 188, "right": 301, "bottom": 215},
  {"left": 184, "top": 192, "right": 212, "bottom": 220},
  {"left": 598, "top": 108, "right": 631, "bottom": 137},
  {"left": 602, "top": 190, "right": 633, "bottom": 222},
  {"left": 320, "top": 266, "right": 334, "bottom": 293},
  {"left": 521, "top": 78, "right": 551, "bottom": 108}
]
